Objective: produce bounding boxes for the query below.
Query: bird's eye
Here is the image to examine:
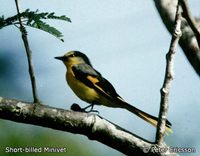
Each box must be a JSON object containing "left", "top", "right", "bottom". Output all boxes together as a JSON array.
[{"left": 70, "top": 54, "right": 75, "bottom": 57}]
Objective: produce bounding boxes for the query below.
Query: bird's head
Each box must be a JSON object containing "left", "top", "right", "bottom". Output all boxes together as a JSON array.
[{"left": 55, "top": 51, "right": 92, "bottom": 67}]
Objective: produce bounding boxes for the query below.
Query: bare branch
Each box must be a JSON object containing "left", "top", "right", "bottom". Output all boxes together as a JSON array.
[
  {"left": 14, "top": 0, "right": 40, "bottom": 103},
  {"left": 154, "top": 0, "right": 200, "bottom": 76},
  {"left": 0, "top": 97, "right": 178, "bottom": 156},
  {"left": 156, "top": 1, "right": 182, "bottom": 145}
]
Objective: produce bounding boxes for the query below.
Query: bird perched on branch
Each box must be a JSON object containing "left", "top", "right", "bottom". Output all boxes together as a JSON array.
[{"left": 55, "top": 51, "right": 172, "bottom": 133}]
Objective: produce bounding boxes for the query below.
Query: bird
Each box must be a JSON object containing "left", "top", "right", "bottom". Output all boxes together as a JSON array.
[{"left": 55, "top": 51, "right": 172, "bottom": 133}]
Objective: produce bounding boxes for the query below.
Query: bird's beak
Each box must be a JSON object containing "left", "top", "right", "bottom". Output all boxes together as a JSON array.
[{"left": 54, "top": 56, "right": 66, "bottom": 61}]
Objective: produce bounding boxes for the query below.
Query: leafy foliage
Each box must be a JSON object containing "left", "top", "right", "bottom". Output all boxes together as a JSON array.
[
  {"left": 31, "top": 20, "right": 65, "bottom": 42},
  {"left": 0, "top": 9, "right": 71, "bottom": 42}
]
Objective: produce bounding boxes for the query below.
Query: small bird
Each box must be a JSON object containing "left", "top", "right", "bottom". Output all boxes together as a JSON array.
[{"left": 55, "top": 51, "right": 172, "bottom": 132}]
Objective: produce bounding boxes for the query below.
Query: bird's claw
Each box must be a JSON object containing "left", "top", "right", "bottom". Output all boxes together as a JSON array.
[
  {"left": 83, "top": 109, "right": 99, "bottom": 114},
  {"left": 70, "top": 103, "right": 99, "bottom": 114}
]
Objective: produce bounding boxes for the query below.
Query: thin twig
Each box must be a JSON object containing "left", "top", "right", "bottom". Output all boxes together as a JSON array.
[
  {"left": 180, "top": 0, "right": 200, "bottom": 48},
  {"left": 156, "top": 1, "right": 182, "bottom": 145},
  {"left": 154, "top": 0, "right": 200, "bottom": 77},
  {"left": 14, "top": 0, "right": 40, "bottom": 103}
]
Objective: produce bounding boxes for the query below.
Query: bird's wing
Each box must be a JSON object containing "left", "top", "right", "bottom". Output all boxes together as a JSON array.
[
  {"left": 72, "top": 65, "right": 173, "bottom": 132},
  {"left": 72, "top": 64, "right": 122, "bottom": 100}
]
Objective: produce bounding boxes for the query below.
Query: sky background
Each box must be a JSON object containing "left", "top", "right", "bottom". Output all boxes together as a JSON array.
[{"left": 0, "top": 0, "right": 200, "bottom": 156}]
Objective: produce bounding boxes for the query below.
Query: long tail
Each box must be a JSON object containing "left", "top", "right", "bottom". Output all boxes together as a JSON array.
[{"left": 119, "top": 100, "right": 172, "bottom": 133}]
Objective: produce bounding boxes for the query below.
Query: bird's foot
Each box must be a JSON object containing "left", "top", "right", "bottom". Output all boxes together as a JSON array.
[{"left": 70, "top": 103, "right": 99, "bottom": 114}]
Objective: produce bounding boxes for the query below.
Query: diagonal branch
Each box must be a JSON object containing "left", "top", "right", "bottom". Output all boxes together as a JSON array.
[
  {"left": 156, "top": 1, "right": 182, "bottom": 145},
  {"left": 0, "top": 97, "right": 177, "bottom": 156},
  {"left": 154, "top": 0, "right": 200, "bottom": 77}
]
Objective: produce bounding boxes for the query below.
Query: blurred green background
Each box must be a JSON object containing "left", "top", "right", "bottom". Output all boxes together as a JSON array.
[{"left": 0, "top": 0, "right": 199, "bottom": 156}]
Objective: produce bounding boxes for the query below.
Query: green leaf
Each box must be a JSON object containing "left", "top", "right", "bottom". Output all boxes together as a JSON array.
[
  {"left": 26, "top": 20, "right": 64, "bottom": 42},
  {"left": 47, "top": 12, "right": 71, "bottom": 22},
  {"left": 0, "top": 14, "right": 19, "bottom": 29},
  {"left": 0, "top": 9, "right": 71, "bottom": 41},
  {"left": 20, "top": 10, "right": 72, "bottom": 22}
]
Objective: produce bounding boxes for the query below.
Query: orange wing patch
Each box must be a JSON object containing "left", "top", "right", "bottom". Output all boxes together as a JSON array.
[
  {"left": 87, "top": 75, "right": 99, "bottom": 83},
  {"left": 87, "top": 75, "right": 112, "bottom": 98}
]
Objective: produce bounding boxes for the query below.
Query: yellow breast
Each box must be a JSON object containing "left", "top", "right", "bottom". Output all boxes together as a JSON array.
[{"left": 66, "top": 69, "right": 100, "bottom": 104}]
